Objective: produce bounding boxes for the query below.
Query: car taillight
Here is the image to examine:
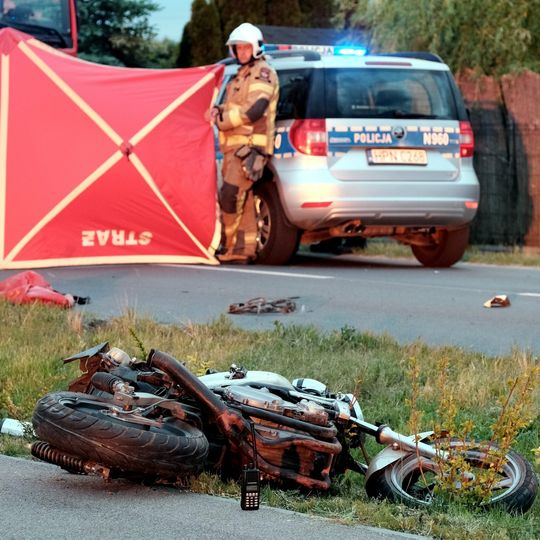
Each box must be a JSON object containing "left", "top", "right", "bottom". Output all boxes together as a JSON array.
[
  {"left": 459, "top": 120, "right": 474, "bottom": 158},
  {"left": 290, "top": 119, "right": 327, "bottom": 156}
]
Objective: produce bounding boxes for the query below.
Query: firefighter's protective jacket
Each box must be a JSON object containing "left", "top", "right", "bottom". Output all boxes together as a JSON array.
[{"left": 216, "top": 58, "right": 279, "bottom": 156}]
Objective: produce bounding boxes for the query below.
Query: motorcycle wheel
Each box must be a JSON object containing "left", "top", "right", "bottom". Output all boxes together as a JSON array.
[
  {"left": 365, "top": 439, "right": 538, "bottom": 514},
  {"left": 32, "top": 391, "right": 209, "bottom": 480}
]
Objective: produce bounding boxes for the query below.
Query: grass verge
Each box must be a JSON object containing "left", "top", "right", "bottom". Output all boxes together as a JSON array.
[
  {"left": 351, "top": 239, "right": 540, "bottom": 267},
  {"left": 0, "top": 302, "right": 538, "bottom": 539}
]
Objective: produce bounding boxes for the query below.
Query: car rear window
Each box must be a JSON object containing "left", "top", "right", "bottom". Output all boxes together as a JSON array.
[{"left": 325, "top": 68, "right": 459, "bottom": 120}]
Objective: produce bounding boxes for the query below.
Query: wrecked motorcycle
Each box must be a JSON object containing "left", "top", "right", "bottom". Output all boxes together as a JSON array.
[{"left": 31, "top": 343, "right": 538, "bottom": 513}]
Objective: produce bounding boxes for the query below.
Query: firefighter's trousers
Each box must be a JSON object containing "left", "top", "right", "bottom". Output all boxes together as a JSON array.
[{"left": 219, "top": 151, "right": 260, "bottom": 258}]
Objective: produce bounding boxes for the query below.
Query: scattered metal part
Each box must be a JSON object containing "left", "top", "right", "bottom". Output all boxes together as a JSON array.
[
  {"left": 228, "top": 296, "right": 298, "bottom": 314},
  {"left": 484, "top": 295, "right": 511, "bottom": 308},
  {"left": 229, "top": 364, "right": 247, "bottom": 379}
]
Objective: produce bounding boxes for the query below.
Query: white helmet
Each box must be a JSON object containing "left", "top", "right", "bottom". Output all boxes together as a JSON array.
[{"left": 226, "top": 22, "right": 264, "bottom": 60}]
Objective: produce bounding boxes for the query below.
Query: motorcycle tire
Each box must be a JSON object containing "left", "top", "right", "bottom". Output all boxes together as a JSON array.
[
  {"left": 365, "top": 439, "right": 538, "bottom": 514},
  {"left": 32, "top": 391, "right": 209, "bottom": 480}
]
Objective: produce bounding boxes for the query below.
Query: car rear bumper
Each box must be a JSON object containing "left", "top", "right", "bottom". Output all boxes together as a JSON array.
[{"left": 272, "top": 160, "right": 479, "bottom": 230}]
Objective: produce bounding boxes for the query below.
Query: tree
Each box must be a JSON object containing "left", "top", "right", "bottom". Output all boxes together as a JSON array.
[
  {"left": 177, "top": 21, "right": 193, "bottom": 68},
  {"left": 265, "top": 0, "right": 302, "bottom": 27},
  {"left": 525, "top": 0, "right": 540, "bottom": 71},
  {"left": 217, "top": 0, "right": 335, "bottom": 34},
  {"left": 77, "top": 0, "right": 159, "bottom": 67},
  {"left": 300, "top": 0, "right": 337, "bottom": 27},
  {"left": 334, "top": 0, "right": 540, "bottom": 75},
  {"left": 144, "top": 38, "right": 180, "bottom": 69},
  {"left": 180, "top": 0, "right": 339, "bottom": 67},
  {"left": 217, "top": 0, "right": 266, "bottom": 38},
  {"left": 188, "top": 0, "right": 223, "bottom": 66}
]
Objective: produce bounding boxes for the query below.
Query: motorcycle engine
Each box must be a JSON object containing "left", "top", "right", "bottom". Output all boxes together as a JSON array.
[{"left": 224, "top": 386, "right": 329, "bottom": 426}]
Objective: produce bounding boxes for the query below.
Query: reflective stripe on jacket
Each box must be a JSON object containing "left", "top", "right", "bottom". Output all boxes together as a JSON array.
[{"left": 216, "top": 58, "right": 279, "bottom": 156}]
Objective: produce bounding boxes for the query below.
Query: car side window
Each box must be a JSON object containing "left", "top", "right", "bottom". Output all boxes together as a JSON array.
[
  {"left": 217, "top": 74, "right": 233, "bottom": 104},
  {"left": 276, "top": 69, "right": 314, "bottom": 121}
]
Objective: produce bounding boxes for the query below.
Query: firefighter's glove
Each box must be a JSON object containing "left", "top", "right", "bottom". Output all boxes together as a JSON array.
[{"left": 235, "top": 146, "right": 267, "bottom": 182}]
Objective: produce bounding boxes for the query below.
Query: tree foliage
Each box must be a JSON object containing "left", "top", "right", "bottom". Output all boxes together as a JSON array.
[
  {"left": 177, "top": 21, "right": 193, "bottom": 68},
  {"left": 265, "top": 0, "right": 303, "bottom": 27},
  {"left": 180, "top": 0, "right": 338, "bottom": 67},
  {"left": 335, "top": 0, "right": 540, "bottom": 75},
  {"left": 299, "top": 0, "right": 337, "bottom": 27},
  {"left": 217, "top": 0, "right": 266, "bottom": 38},
  {"left": 77, "top": 0, "right": 160, "bottom": 67},
  {"left": 187, "top": 0, "right": 223, "bottom": 66}
]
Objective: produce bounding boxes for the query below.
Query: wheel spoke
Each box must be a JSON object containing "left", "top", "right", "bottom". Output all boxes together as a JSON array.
[{"left": 492, "top": 478, "right": 513, "bottom": 490}]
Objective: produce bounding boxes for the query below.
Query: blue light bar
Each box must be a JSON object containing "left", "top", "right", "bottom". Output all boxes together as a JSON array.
[
  {"left": 334, "top": 46, "right": 368, "bottom": 57},
  {"left": 264, "top": 44, "right": 368, "bottom": 57}
]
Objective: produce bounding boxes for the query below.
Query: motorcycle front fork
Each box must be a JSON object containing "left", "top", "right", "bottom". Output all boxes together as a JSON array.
[{"left": 350, "top": 418, "right": 449, "bottom": 461}]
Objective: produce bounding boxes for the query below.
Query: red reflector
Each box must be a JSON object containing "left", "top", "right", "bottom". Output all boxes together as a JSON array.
[
  {"left": 459, "top": 120, "right": 475, "bottom": 158},
  {"left": 301, "top": 202, "right": 332, "bottom": 208},
  {"left": 290, "top": 119, "right": 327, "bottom": 156},
  {"left": 465, "top": 201, "right": 478, "bottom": 209}
]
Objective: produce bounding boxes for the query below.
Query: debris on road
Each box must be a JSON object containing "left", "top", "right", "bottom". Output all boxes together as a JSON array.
[
  {"left": 483, "top": 295, "right": 511, "bottom": 308},
  {"left": 0, "top": 271, "right": 90, "bottom": 308},
  {"left": 228, "top": 297, "right": 298, "bottom": 314}
]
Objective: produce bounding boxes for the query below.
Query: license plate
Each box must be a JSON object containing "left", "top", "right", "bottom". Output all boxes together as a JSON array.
[{"left": 367, "top": 148, "right": 428, "bottom": 165}]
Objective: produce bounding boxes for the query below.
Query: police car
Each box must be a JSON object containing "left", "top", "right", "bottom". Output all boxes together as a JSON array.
[{"left": 218, "top": 45, "right": 479, "bottom": 267}]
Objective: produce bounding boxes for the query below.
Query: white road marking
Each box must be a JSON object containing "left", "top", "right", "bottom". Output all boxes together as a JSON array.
[
  {"left": 517, "top": 292, "right": 540, "bottom": 298},
  {"left": 176, "top": 265, "right": 334, "bottom": 280}
]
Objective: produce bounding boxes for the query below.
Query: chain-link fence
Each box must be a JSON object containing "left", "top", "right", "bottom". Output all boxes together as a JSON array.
[{"left": 458, "top": 71, "right": 540, "bottom": 248}]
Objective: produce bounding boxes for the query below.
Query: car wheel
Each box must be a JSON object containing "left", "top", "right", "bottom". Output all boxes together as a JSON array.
[
  {"left": 411, "top": 227, "right": 470, "bottom": 267},
  {"left": 254, "top": 182, "right": 300, "bottom": 265}
]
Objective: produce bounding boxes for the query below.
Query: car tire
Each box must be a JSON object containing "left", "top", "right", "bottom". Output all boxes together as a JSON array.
[
  {"left": 411, "top": 227, "right": 470, "bottom": 267},
  {"left": 254, "top": 181, "right": 300, "bottom": 265}
]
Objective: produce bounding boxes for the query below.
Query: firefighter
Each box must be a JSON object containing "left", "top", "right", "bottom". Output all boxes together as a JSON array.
[{"left": 207, "top": 23, "right": 279, "bottom": 264}]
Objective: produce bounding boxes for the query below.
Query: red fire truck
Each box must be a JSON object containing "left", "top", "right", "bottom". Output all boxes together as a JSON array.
[{"left": 0, "top": 0, "right": 77, "bottom": 55}]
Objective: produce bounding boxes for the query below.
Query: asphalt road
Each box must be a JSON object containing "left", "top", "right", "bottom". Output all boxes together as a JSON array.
[
  {"left": 1, "top": 455, "right": 427, "bottom": 540},
  {"left": 2, "top": 252, "right": 539, "bottom": 356}
]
